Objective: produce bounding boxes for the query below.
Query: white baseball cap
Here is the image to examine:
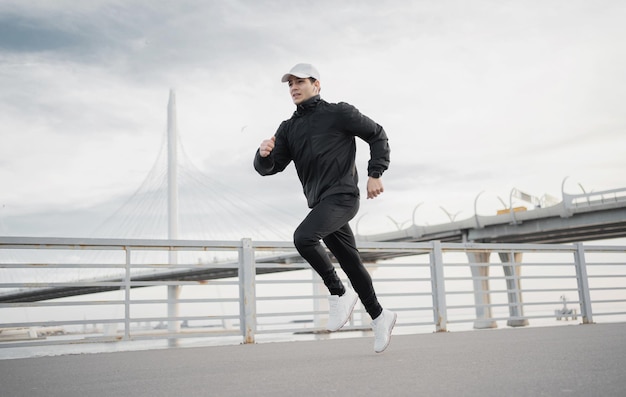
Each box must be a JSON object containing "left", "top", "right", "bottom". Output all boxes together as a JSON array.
[{"left": 281, "top": 63, "right": 321, "bottom": 82}]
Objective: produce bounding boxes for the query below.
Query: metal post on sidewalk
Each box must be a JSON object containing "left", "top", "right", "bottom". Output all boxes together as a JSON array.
[
  {"left": 574, "top": 243, "right": 594, "bottom": 324},
  {"left": 124, "top": 247, "right": 131, "bottom": 340},
  {"left": 239, "top": 238, "right": 257, "bottom": 343},
  {"left": 430, "top": 240, "right": 448, "bottom": 332}
]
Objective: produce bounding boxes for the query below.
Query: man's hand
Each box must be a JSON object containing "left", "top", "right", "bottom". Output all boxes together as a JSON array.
[
  {"left": 259, "top": 136, "right": 275, "bottom": 157},
  {"left": 367, "top": 177, "right": 384, "bottom": 199}
]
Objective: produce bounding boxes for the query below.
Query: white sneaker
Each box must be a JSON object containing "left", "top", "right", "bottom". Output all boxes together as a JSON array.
[
  {"left": 326, "top": 288, "right": 358, "bottom": 332},
  {"left": 372, "top": 309, "right": 397, "bottom": 353}
]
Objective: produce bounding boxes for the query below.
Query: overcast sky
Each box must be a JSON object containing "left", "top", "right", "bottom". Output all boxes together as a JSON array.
[{"left": 1, "top": 0, "right": 625, "bottom": 239}]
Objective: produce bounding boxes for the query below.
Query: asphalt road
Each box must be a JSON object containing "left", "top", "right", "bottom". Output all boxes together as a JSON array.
[{"left": 1, "top": 323, "right": 625, "bottom": 397}]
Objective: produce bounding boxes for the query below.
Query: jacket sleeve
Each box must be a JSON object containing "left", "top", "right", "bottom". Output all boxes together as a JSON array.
[
  {"left": 253, "top": 122, "right": 292, "bottom": 176},
  {"left": 339, "top": 103, "right": 390, "bottom": 177}
]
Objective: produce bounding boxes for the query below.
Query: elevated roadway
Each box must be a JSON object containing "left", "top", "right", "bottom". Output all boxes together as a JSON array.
[{"left": 359, "top": 187, "right": 626, "bottom": 245}]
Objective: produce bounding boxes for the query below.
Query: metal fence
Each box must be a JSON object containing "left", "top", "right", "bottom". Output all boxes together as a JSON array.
[{"left": 1, "top": 237, "right": 625, "bottom": 353}]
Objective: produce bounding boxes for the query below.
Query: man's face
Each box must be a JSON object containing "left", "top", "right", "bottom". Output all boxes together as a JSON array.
[{"left": 287, "top": 76, "right": 320, "bottom": 105}]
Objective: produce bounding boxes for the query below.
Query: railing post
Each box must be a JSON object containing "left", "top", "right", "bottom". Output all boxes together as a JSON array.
[
  {"left": 124, "top": 247, "right": 131, "bottom": 340},
  {"left": 239, "top": 238, "right": 256, "bottom": 343},
  {"left": 430, "top": 240, "right": 448, "bottom": 332},
  {"left": 167, "top": 250, "right": 181, "bottom": 347},
  {"left": 574, "top": 243, "right": 594, "bottom": 324}
]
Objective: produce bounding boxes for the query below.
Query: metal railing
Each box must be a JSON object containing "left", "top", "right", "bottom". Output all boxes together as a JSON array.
[{"left": 1, "top": 237, "right": 625, "bottom": 353}]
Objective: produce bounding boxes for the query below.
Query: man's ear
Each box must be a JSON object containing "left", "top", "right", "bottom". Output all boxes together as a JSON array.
[{"left": 314, "top": 80, "right": 321, "bottom": 93}]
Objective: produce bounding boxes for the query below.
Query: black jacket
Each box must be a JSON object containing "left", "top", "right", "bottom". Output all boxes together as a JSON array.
[{"left": 254, "top": 95, "right": 390, "bottom": 208}]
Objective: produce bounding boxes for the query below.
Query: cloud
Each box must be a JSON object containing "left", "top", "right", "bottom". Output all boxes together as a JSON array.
[{"left": 1, "top": 0, "right": 626, "bottom": 238}]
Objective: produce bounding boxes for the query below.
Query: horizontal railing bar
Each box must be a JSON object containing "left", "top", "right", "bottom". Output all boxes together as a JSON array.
[
  {"left": 364, "top": 263, "right": 432, "bottom": 268},
  {"left": 0, "top": 236, "right": 248, "bottom": 249},
  {"left": 0, "top": 298, "right": 241, "bottom": 308},
  {"left": 0, "top": 283, "right": 126, "bottom": 288},
  {"left": 0, "top": 301, "right": 126, "bottom": 308},
  {"left": 586, "top": 262, "right": 626, "bottom": 266},
  {"left": 2, "top": 318, "right": 124, "bottom": 328},
  {"left": 445, "top": 287, "right": 580, "bottom": 295},
  {"left": 443, "top": 275, "right": 577, "bottom": 282},
  {"left": 593, "top": 311, "right": 626, "bottom": 316},
  {"left": 0, "top": 281, "right": 242, "bottom": 288},
  {"left": 393, "top": 321, "right": 434, "bottom": 327},
  {"left": 125, "top": 329, "right": 242, "bottom": 339},
  {"left": 128, "top": 315, "right": 238, "bottom": 323},
  {"left": 511, "top": 288, "right": 580, "bottom": 294},
  {"left": 0, "top": 264, "right": 126, "bottom": 268},
  {"left": 364, "top": 277, "right": 433, "bottom": 283},
  {"left": 448, "top": 300, "right": 583, "bottom": 310},
  {"left": 589, "top": 299, "right": 626, "bottom": 304},
  {"left": 254, "top": 279, "right": 318, "bottom": 285},
  {"left": 439, "top": 242, "right": 578, "bottom": 252},
  {"left": 445, "top": 262, "right": 577, "bottom": 267}
]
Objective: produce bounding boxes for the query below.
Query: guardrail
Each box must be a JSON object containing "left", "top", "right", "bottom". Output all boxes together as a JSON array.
[
  {"left": 562, "top": 186, "right": 626, "bottom": 210},
  {"left": 1, "top": 237, "right": 625, "bottom": 354}
]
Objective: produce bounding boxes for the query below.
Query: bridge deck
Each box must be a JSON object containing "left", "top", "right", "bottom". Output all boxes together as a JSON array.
[{"left": 1, "top": 323, "right": 625, "bottom": 397}]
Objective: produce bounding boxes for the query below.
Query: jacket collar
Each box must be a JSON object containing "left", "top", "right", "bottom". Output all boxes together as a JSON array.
[{"left": 293, "top": 95, "right": 321, "bottom": 117}]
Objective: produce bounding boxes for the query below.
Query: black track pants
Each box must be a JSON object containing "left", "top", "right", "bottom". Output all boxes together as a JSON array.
[{"left": 293, "top": 194, "right": 383, "bottom": 319}]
